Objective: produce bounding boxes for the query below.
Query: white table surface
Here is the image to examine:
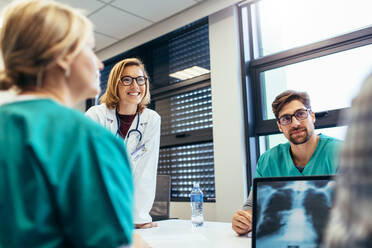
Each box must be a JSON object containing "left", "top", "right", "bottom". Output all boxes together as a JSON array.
[{"left": 135, "top": 219, "right": 251, "bottom": 248}]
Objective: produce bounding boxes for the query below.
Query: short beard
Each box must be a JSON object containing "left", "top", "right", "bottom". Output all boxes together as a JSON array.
[{"left": 289, "top": 127, "right": 313, "bottom": 145}]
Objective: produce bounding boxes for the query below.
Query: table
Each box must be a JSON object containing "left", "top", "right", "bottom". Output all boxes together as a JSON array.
[{"left": 135, "top": 219, "right": 251, "bottom": 248}]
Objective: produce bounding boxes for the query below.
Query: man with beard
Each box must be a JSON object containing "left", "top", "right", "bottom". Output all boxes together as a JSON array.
[{"left": 232, "top": 90, "right": 341, "bottom": 235}]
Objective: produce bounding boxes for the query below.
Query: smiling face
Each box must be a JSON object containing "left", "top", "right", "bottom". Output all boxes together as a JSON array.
[
  {"left": 117, "top": 65, "right": 146, "bottom": 109},
  {"left": 277, "top": 100, "right": 316, "bottom": 145}
]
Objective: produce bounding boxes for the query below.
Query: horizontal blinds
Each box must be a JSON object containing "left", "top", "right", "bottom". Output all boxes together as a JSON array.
[
  {"left": 158, "top": 142, "right": 215, "bottom": 201},
  {"left": 169, "top": 24, "right": 210, "bottom": 84},
  {"left": 156, "top": 86, "right": 212, "bottom": 135}
]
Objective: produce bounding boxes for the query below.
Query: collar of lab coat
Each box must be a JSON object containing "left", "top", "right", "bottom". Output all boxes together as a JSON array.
[{"left": 106, "top": 107, "right": 145, "bottom": 140}]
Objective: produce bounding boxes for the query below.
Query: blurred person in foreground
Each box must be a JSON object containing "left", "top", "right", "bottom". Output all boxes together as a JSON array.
[
  {"left": 324, "top": 73, "right": 372, "bottom": 248},
  {"left": 0, "top": 0, "right": 144, "bottom": 247}
]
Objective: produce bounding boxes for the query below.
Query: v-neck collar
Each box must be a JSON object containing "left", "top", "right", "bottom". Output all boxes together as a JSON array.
[{"left": 286, "top": 135, "right": 323, "bottom": 175}]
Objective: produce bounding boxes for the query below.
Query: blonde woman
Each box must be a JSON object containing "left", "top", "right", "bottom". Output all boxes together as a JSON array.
[
  {"left": 86, "top": 58, "right": 161, "bottom": 229},
  {"left": 0, "top": 0, "right": 135, "bottom": 247}
]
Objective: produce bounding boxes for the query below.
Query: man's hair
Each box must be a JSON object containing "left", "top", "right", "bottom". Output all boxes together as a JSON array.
[
  {"left": 100, "top": 58, "right": 150, "bottom": 113},
  {"left": 0, "top": 0, "right": 92, "bottom": 91},
  {"left": 272, "top": 90, "right": 311, "bottom": 119}
]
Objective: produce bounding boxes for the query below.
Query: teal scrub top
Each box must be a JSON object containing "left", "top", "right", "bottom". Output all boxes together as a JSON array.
[
  {"left": 255, "top": 134, "right": 341, "bottom": 177},
  {"left": 0, "top": 99, "right": 133, "bottom": 248}
]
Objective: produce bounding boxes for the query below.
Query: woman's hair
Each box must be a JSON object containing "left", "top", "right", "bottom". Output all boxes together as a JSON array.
[
  {"left": 0, "top": 0, "right": 92, "bottom": 91},
  {"left": 100, "top": 58, "right": 151, "bottom": 113}
]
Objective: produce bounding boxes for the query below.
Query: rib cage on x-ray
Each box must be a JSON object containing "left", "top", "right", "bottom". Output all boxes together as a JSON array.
[{"left": 255, "top": 180, "right": 334, "bottom": 248}]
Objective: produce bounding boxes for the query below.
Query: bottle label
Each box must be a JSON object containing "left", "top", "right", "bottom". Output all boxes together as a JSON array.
[{"left": 190, "top": 194, "right": 203, "bottom": 202}]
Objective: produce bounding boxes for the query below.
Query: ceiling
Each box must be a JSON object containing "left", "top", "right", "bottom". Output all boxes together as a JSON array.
[{"left": 0, "top": 0, "right": 205, "bottom": 51}]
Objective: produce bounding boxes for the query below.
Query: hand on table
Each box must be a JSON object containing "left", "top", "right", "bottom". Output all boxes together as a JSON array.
[
  {"left": 232, "top": 209, "right": 252, "bottom": 235},
  {"left": 135, "top": 222, "right": 158, "bottom": 229}
]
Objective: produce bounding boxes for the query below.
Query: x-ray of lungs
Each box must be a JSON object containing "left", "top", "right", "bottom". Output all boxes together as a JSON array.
[{"left": 256, "top": 180, "right": 335, "bottom": 248}]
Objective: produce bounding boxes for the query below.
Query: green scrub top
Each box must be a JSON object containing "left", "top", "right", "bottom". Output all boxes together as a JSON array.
[
  {"left": 255, "top": 134, "right": 341, "bottom": 177},
  {"left": 0, "top": 99, "right": 133, "bottom": 248}
]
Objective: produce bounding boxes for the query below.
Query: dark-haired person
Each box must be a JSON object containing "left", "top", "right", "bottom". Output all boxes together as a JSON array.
[
  {"left": 86, "top": 58, "right": 161, "bottom": 229},
  {"left": 232, "top": 90, "right": 341, "bottom": 235},
  {"left": 324, "top": 74, "right": 372, "bottom": 248},
  {"left": 0, "top": 0, "right": 135, "bottom": 247}
]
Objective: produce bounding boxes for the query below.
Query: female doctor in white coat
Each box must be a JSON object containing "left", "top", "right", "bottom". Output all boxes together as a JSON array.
[{"left": 86, "top": 58, "right": 161, "bottom": 229}]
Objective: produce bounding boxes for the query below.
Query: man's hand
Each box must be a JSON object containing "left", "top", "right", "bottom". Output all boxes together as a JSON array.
[
  {"left": 135, "top": 222, "right": 158, "bottom": 229},
  {"left": 232, "top": 209, "right": 252, "bottom": 235}
]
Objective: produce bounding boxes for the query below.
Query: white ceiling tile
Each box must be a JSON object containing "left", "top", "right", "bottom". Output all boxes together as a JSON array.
[
  {"left": 56, "top": 0, "right": 105, "bottom": 16},
  {"left": 111, "top": 0, "right": 197, "bottom": 22},
  {"left": 0, "top": 1, "right": 106, "bottom": 16},
  {"left": 94, "top": 32, "right": 118, "bottom": 52},
  {"left": 89, "top": 5, "right": 151, "bottom": 40},
  {"left": 0, "top": 0, "right": 205, "bottom": 51}
]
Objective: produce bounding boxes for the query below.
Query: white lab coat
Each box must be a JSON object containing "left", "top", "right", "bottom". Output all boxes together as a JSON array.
[{"left": 86, "top": 103, "right": 161, "bottom": 224}]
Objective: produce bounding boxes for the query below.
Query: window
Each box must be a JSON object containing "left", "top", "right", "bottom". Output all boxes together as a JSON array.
[
  {"left": 158, "top": 142, "right": 215, "bottom": 200},
  {"left": 251, "top": 0, "right": 372, "bottom": 58},
  {"left": 155, "top": 84, "right": 215, "bottom": 202},
  {"left": 261, "top": 44, "right": 372, "bottom": 120},
  {"left": 240, "top": 0, "right": 372, "bottom": 186},
  {"left": 156, "top": 87, "right": 212, "bottom": 135},
  {"left": 152, "top": 19, "right": 214, "bottom": 202},
  {"left": 168, "top": 24, "right": 210, "bottom": 84}
]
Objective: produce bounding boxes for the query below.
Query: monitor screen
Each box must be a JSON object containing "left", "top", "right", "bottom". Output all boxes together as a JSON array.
[{"left": 253, "top": 177, "right": 335, "bottom": 248}]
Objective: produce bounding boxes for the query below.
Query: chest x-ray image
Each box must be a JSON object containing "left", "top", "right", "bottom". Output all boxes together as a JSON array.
[{"left": 255, "top": 179, "right": 334, "bottom": 248}]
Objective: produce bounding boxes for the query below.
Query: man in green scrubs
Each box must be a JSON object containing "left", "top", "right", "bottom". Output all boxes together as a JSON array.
[
  {"left": 0, "top": 98, "right": 134, "bottom": 247},
  {"left": 232, "top": 90, "right": 341, "bottom": 235}
]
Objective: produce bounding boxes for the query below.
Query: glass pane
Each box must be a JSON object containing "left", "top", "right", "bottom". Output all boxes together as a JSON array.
[
  {"left": 252, "top": 0, "right": 372, "bottom": 58},
  {"left": 261, "top": 44, "right": 372, "bottom": 120},
  {"left": 260, "top": 126, "right": 347, "bottom": 153}
]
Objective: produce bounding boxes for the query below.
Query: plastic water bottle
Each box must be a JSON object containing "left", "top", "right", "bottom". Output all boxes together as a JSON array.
[{"left": 190, "top": 182, "right": 204, "bottom": 227}]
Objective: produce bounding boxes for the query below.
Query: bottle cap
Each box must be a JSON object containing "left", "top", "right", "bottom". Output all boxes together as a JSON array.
[{"left": 193, "top": 182, "right": 199, "bottom": 188}]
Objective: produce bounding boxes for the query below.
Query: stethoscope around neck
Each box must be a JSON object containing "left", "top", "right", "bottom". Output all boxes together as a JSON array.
[{"left": 115, "top": 110, "right": 143, "bottom": 143}]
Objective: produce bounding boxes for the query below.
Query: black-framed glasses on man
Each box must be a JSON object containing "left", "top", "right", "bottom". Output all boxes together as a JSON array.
[
  {"left": 120, "top": 76, "right": 147, "bottom": 86},
  {"left": 278, "top": 108, "right": 311, "bottom": 126}
]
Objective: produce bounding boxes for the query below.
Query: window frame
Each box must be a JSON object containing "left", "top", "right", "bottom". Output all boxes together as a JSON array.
[
  {"left": 239, "top": 1, "right": 372, "bottom": 191},
  {"left": 250, "top": 26, "right": 372, "bottom": 136}
]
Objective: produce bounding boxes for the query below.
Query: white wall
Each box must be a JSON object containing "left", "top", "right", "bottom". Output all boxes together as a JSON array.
[
  {"left": 209, "top": 6, "right": 247, "bottom": 222},
  {"left": 170, "top": 202, "right": 216, "bottom": 221}
]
